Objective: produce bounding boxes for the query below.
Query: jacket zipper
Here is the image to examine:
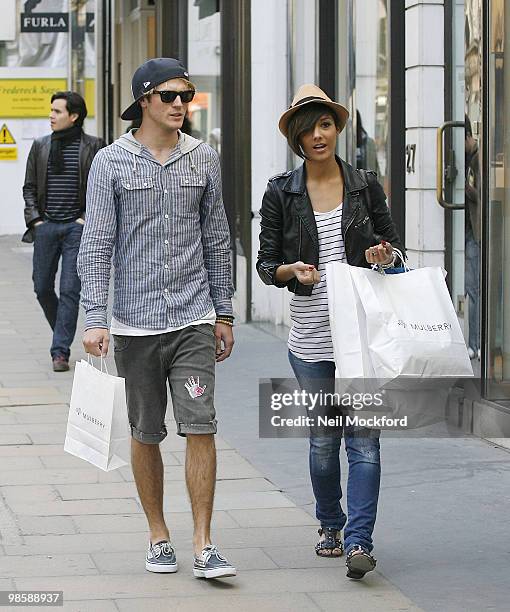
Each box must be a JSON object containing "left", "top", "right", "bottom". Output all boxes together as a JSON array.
[
  {"left": 298, "top": 217, "right": 302, "bottom": 260},
  {"left": 294, "top": 218, "right": 303, "bottom": 292},
  {"left": 343, "top": 192, "right": 361, "bottom": 265},
  {"left": 344, "top": 202, "right": 360, "bottom": 236}
]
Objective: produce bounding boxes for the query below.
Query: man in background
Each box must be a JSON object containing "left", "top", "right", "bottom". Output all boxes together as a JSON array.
[{"left": 22, "top": 91, "right": 105, "bottom": 372}]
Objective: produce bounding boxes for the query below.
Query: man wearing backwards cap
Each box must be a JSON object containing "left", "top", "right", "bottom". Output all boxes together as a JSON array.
[{"left": 77, "top": 58, "right": 236, "bottom": 579}]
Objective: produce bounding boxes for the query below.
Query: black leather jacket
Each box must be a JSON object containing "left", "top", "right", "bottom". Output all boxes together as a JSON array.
[
  {"left": 257, "top": 157, "right": 405, "bottom": 295},
  {"left": 22, "top": 132, "right": 105, "bottom": 243}
]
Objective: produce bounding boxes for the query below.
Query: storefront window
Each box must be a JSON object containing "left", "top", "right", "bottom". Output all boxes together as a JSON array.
[
  {"left": 486, "top": 0, "right": 510, "bottom": 399},
  {"left": 288, "top": 0, "right": 317, "bottom": 168},
  {"left": 186, "top": 0, "right": 221, "bottom": 153},
  {"left": 0, "top": 0, "right": 69, "bottom": 67},
  {"left": 70, "top": 0, "right": 96, "bottom": 124},
  {"left": 355, "top": 0, "right": 389, "bottom": 193},
  {"left": 0, "top": 0, "right": 95, "bottom": 126}
]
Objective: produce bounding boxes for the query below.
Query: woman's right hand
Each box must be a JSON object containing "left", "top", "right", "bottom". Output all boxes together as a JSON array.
[{"left": 292, "top": 261, "right": 321, "bottom": 285}]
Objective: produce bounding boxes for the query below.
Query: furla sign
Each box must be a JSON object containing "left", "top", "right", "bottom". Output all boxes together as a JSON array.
[
  {"left": 20, "top": 13, "right": 95, "bottom": 33},
  {"left": 21, "top": 13, "right": 68, "bottom": 33}
]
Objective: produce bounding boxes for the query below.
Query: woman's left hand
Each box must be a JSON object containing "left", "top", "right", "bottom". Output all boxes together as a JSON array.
[{"left": 365, "top": 241, "right": 393, "bottom": 265}]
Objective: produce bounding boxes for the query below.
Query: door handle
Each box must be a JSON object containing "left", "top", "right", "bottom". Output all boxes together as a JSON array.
[{"left": 436, "top": 121, "right": 464, "bottom": 209}]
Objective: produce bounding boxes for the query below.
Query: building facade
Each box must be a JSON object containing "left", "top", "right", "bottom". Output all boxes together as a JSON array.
[{"left": 0, "top": 0, "right": 508, "bottom": 435}]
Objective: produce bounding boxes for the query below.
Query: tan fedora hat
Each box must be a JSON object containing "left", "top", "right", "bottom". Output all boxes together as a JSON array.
[{"left": 278, "top": 84, "right": 349, "bottom": 137}]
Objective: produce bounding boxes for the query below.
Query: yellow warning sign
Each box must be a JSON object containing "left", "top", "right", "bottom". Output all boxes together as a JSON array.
[
  {"left": 0, "top": 123, "right": 15, "bottom": 144},
  {"left": 0, "top": 147, "right": 18, "bottom": 160}
]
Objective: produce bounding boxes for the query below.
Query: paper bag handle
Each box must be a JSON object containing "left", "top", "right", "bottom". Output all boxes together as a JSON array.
[{"left": 87, "top": 353, "right": 109, "bottom": 374}]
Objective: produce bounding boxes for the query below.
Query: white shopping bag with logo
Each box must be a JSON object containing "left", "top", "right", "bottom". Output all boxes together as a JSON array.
[
  {"left": 64, "top": 358, "right": 130, "bottom": 471},
  {"left": 326, "top": 262, "right": 473, "bottom": 381}
]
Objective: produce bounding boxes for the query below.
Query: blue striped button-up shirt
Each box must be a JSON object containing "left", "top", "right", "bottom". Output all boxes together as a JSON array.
[{"left": 77, "top": 131, "right": 233, "bottom": 330}]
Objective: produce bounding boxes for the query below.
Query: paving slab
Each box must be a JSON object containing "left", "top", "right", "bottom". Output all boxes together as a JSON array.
[
  {"left": 0, "top": 414, "right": 19, "bottom": 424},
  {"left": 115, "top": 593, "right": 319, "bottom": 612},
  {"left": 56, "top": 477, "right": 276, "bottom": 501},
  {"left": 0, "top": 468, "right": 124, "bottom": 486},
  {"left": 13, "top": 412, "right": 69, "bottom": 424},
  {"left": 0, "top": 578, "right": 15, "bottom": 590},
  {"left": 0, "top": 456, "right": 44, "bottom": 470},
  {"left": 1, "top": 484, "right": 59, "bottom": 504},
  {"left": 60, "top": 602, "right": 119, "bottom": 612},
  {"left": 16, "top": 515, "right": 77, "bottom": 536},
  {"left": 0, "top": 444, "right": 69, "bottom": 457},
  {"left": 2, "top": 404, "right": 69, "bottom": 415},
  {"left": 119, "top": 462, "right": 262, "bottom": 482},
  {"left": 0, "top": 387, "right": 62, "bottom": 397},
  {"left": 309, "top": 591, "right": 424, "bottom": 611},
  {"left": 13, "top": 574, "right": 210, "bottom": 600},
  {"left": 56, "top": 482, "right": 138, "bottom": 501},
  {"left": 8, "top": 498, "right": 140, "bottom": 517},
  {"left": 72, "top": 510, "right": 238, "bottom": 534},
  {"left": 226, "top": 506, "right": 317, "bottom": 528},
  {"left": 0, "top": 554, "right": 98, "bottom": 578},
  {"left": 161, "top": 490, "right": 294, "bottom": 513},
  {"left": 4, "top": 532, "right": 148, "bottom": 556},
  {"left": 0, "top": 433, "right": 32, "bottom": 445},
  {"left": 263, "top": 545, "right": 347, "bottom": 569}
]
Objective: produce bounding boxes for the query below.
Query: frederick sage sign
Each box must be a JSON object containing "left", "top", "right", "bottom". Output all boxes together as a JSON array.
[
  {"left": 0, "top": 79, "right": 66, "bottom": 117},
  {"left": 0, "top": 79, "right": 95, "bottom": 118},
  {"left": 20, "top": 13, "right": 95, "bottom": 33}
]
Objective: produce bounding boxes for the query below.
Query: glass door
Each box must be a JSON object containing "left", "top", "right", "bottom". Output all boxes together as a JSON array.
[
  {"left": 437, "top": 0, "right": 479, "bottom": 360},
  {"left": 463, "top": 0, "right": 483, "bottom": 374},
  {"left": 439, "top": 0, "right": 481, "bottom": 375},
  {"left": 486, "top": 0, "right": 510, "bottom": 401}
]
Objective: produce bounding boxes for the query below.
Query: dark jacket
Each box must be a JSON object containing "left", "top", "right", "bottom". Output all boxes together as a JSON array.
[
  {"left": 22, "top": 132, "right": 105, "bottom": 243},
  {"left": 257, "top": 157, "right": 405, "bottom": 295}
]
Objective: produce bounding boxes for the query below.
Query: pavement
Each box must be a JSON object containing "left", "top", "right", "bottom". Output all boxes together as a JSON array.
[{"left": 0, "top": 234, "right": 509, "bottom": 611}]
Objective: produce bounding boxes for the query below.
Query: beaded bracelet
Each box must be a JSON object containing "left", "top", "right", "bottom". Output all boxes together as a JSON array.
[
  {"left": 216, "top": 314, "right": 234, "bottom": 323},
  {"left": 216, "top": 319, "right": 234, "bottom": 327}
]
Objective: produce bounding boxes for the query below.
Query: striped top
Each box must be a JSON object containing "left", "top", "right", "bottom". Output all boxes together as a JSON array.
[
  {"left": 77, "top": 131, "right": 233, "bottom": 331},
  {"left": 288, "top": 202, "right": 345, "bottom": 362},
  {"left": 45, "top": 138, "right": 81, "bottom": 222}
]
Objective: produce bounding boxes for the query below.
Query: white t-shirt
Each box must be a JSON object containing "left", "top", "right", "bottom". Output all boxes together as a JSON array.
[
  {"left": 288, "top": 203, "right": 346, "bottom": 362},
  {"left": 110, "top": 309, "right": 216, "bottom": 336}
]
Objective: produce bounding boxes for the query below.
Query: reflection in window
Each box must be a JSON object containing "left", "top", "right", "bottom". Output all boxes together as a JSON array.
[
  {"left": 355, "top": 0, "right": 389, "bottom": 193},
  {"left": 287, "top": 0, "right": 317, "bottom": 168},
  {"left": 487, "top": 0, "right": 510, "bottom": 399},
  {"left": 1, "top": 0, "right": 69, "bottom": 67},
  {"left": 187, "top": 0, "right": 221, "bottom": 153}
]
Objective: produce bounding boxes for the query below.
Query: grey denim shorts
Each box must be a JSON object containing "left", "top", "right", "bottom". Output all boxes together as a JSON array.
[{"left": 113, "top": 324, "right": 217, "bottom": 443}]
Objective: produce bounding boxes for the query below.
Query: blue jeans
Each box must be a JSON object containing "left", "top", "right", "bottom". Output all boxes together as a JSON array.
[
  {"left": 288, "top": 351, "right": 381, "bottom": 553},
  {"left": 32, "top": 220, "right": 83, "bottom": 359}
]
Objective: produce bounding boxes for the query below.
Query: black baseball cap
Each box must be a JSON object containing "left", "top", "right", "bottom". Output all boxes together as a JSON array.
[{"left": 121, "top": 57, "right": 191, "bottom": 121}]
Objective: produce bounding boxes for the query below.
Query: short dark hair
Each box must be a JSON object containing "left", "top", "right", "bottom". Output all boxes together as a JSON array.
[
  {"left": 287, "top": 103, "right": 340, "bottom": 158},
  {"left": 51, "top": 91, "right": 88, "bottom": 127}
]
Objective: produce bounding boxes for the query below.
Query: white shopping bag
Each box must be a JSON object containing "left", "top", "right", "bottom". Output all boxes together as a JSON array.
[
  {"left": 326, "top": 262, "right": 473, "bottom": 381},
  {"left": 64, "top": 358, "right": 130, "bottom": 471}
]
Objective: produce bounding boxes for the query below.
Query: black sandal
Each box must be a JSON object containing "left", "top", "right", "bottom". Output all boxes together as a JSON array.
[
  {"left": 315, "top": 527, "right": 343, "bottom": 557},
  {"left": 345, "top": 545, "right": 376, "bottom": 579}
]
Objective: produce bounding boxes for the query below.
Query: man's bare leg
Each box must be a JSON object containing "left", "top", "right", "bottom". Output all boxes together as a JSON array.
[
  {"left": 131, "top": 438, "right": 169, "bottom": 544},
  {"left": 185, "top": 433, "right": 216, "bottom": 555}
]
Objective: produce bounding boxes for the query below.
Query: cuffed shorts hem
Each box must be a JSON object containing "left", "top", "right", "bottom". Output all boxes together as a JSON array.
[
  {"left": 177, "top": 420, "right": 217, "bottom": 437},
  {"left": 130, "top": 424, "right": 168, "bottom": 444}
]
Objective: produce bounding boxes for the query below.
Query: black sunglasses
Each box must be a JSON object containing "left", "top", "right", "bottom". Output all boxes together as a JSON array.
[{"left": 150, "top": 89, "right": 195, "bottom": 104}]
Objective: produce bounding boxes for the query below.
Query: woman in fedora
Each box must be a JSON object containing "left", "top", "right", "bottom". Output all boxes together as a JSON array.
[{"left": 257, "top": 85, "right": 404, "bottom": 579}]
